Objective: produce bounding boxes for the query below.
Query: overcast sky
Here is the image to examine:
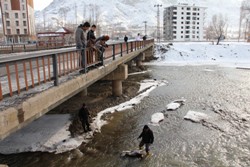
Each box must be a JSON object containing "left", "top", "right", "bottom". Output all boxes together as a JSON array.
[{"left": 33, "top": 0, "right": 53, "bottom": 11}]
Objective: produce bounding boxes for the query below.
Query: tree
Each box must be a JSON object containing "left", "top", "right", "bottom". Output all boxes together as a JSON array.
[{"left": 208, "top": 14, "right": 228, "bottom": 45}]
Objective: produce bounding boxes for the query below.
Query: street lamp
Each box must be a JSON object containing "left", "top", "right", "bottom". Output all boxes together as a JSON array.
[{"left": 143, "top": 21, "right": 147, "bottom": 36}]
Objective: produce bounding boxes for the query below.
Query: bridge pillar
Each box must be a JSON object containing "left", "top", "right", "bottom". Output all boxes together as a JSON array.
[
  {"left": 144, "top": 46, "right": 154, "bottom": 61},
  {"left": 136, "top": 53, "right": 145, "bottom": 67},
  {"left": 103, "top": 64, "right": 128, "bottom": 96},
  {"left": 78, "top": 88, "right": 88, "bottom": 97}
]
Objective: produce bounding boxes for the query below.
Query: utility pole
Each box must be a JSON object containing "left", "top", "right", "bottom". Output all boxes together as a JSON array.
[
  {"left": 154, "top": 4, "right": 162, "bottom": 43},
  {"left": 143, "top": 21, "right": 147, "bottom": 35}
]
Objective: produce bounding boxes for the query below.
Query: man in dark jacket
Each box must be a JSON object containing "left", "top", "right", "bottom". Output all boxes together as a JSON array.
[
  {"left": 78, "top": 103, "right": 91, "bottom": 132},
  {"left": 87, "top": 25, "right": 97, "bottom": 48},
  {"left": 137, "top": 125, "right": 154, "bottom": 155},
  {"left": 124, "top": 35, "right": 128, "bottom": 43}
]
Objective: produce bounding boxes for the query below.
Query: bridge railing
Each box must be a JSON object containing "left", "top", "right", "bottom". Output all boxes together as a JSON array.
[{"left": 0, "top": 39, "right": 154, "bottom": 100}]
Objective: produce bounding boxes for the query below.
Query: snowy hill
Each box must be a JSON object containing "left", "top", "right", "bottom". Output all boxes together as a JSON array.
[{"left": 35, "top": 0, "right": 243, "bottom": 30}]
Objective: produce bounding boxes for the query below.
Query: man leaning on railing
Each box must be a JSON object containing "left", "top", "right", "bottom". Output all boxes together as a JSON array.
[{"left": 75, "top": 22, "right": 90, "bottom": 73}]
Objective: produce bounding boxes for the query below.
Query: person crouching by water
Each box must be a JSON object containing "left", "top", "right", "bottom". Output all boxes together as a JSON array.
[
  {"left": 137, "top": 125, "right": 154, "bottom": 155},
  {"left": 78, "top": 103, "right": 91, "bottom": 133}
]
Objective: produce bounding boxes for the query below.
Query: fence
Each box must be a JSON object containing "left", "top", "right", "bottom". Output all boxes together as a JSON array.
[{"left": 0, "top": 39, "right": 154, "bottom": 100}]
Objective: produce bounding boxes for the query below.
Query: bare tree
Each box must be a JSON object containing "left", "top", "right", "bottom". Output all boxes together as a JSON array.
[
  {"left": 238, "top": 0, "right": 250, "bottom": 41},
  {"left": 58, "top": 7, "right": 70, "bottom": 27},
  {"left": 208, "top": 14, "right": 228, "bottom": 45}
]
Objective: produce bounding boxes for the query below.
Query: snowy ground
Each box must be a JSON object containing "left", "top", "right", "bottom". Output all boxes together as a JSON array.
[{"left": 148, "top": 42, "right": 250, "bottom": 68}]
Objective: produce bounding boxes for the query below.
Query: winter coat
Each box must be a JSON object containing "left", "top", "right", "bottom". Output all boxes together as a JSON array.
[
  {"left": 124, "top": 36, "right": 128, "bottom": 42},
  {"left": 87, "top": 30, "right": 96, "bottom": 41},
  {"left": 138, "top": 129, "right": 154, "bottom": 144},
  {"left": 78, "top": 106, "right": 90, "bottom": 121},
  {"left": 75, "top": 27, "right": 87, "bottom": 49}
]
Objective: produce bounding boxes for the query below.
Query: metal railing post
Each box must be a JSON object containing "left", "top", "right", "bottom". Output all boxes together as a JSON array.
[
  {"left": 112, "top": 44, "right": 115, "bottom": 60},
  {"left": 52, "top": 54, "right": 59, "bottom": 86},
  {"left": 126, "top": 42, "right": 129, "bottom": 54},
  {"left": 24, "top": 44, "right": 26, "bottom": 52},
  {"left": 131, "top": 42, "right": 133, "bottom": 52},
  {"left": 11, "top": 45, "right": 14, "bottom": 53},
  {"left": 120, "top": 43, "right": 123, "bottom": 57}
]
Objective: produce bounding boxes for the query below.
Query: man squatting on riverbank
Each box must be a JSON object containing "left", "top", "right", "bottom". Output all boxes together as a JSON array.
[
  {"left": 78, "top": 103, "right": 91, "bottom": 133},
  {"left": 138, "top": 125, "right": 154, "bottom": 155}
]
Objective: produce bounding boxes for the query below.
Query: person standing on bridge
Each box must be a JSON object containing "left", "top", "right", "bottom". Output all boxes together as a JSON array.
[
  {"left": 137, "top": 125, "right": 154, "bottom": 155},
  {"left": 124, "top": 35, "right": 128, "bottom": 43},
  {"left": 95, "top": 35, "right": 110, "bottom": 65},
  {"left": 87, "top": 24, "right": 97, "bottom": 48},
  {"left": 78, "top": 103, "right": 91, "bottom": 133},
  {"left": 75, "top": 22, "right": 90, "bottom": 72}
]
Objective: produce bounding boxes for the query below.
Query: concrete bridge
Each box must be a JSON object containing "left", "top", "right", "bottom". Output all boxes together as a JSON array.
[{"left": 0, "top": 39, "right": 154, "bottom": 140}]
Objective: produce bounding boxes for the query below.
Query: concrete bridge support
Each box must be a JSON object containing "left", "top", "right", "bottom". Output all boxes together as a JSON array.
[
  {"left": 103, "top": 64, "right": 128, "bottom": 96},
  {"left": 144, "top": 46, "right": 154, "bottom": 61},
  {"left": 136, "top": 53, "right": 145, "bottom": 67},
  {"left": 78, "top": 88, "right": 88, "bottom": 97}
]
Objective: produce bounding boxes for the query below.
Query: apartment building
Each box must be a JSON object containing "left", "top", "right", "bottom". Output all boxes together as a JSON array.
[
  {"left": 0, "top": 0, "right": 36, "bottom": 43},
  {"left": 163, "top": 3, "right": 206, "bottom": 41}
]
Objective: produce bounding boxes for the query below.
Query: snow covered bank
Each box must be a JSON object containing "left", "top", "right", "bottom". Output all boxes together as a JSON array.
[
  {"left": 92, "top": 79, "right": 167, "bottom": 131},
  {"left": 0, "top": 79, "right": 167, "bottom": 154},
  {"left": 148, "top": 42, "right": 250, "bottom": 67}
]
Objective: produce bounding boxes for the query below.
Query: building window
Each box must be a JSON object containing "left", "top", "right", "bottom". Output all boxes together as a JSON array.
[
  {"left": 181, "top": 12, "right": 184, "bottom": 14},
  {"left": 197, "top": 36, "right": 199, "bottom": 38},
  {"left": 7, "top": 29, "right": 11, "bottom": 35},
  {"left": 185, "top": 35, "right": 190, "bottom": 38},
  {"left": 15, "top": 13, "right": 18, "bottom": 19},
  {"left": 4, "top": 4, "right": 8, "bottom": 10},
  {"left": 181, "top": 26, "right": 183, "bottom": 29},
  {"left": 181, "top": 17, "right": 184, "bottom": 19},
  {"left": 197, "top": 27, "right": 199, "bottom": 29},
  {"left": 22, "top": 13, "right": 26, "bottom": 18},
  {"left": 181, "top": 22, "right": 184, "bottom": 24},
  {"left": 198, "top": 13, "right": 200, "bottom": 15},
  {"left": 182, "top": 7, "right": 184, "bottom": 10},
  {"left": 6, "top": 21, "right": 10, "bottom": 26},
  {"left": 22, "top": 5, "right": 25, "bottom": 10},
  {"left": 187, "top": 12, "right": 191, "bottom": 15},
  {"left": 23, "top": 21, "right": 27, "bottom": 26},
  {"left": 5, "top": 12, "right": 9, "bottom": 18},
  {"left": 181, "top": 36, "right": 183, "bottom": 38},
  {"left": 192, "top": 35, "right": 195, "bottom": 38},
  {"left": 22, "top": 0, "right": 24, "bottom": 2},
  {"left": 187, "top": 7, "right": 190, "bottom": 10},
  {"left": 186, "top": 17, "right": 191, "bottom": 20},
  {"left": 16, "top": 29, "right": 20, "bottom": 34},
  {"left": 16, "top": 21, "right": 19, "bottom": 26},
  {"left": 181, "top": 31, "right": 183, "bottom": 34},
  {"left": 24, "top": 29, "right": 28, "bottom": 34},
  {"left": 197, "top": 22, "right": 200, "bottom": 25}
]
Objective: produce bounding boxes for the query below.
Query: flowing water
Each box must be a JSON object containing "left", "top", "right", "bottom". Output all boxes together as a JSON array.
[{"left": 1, "top": 65, "right": 250, "bottom": 167}]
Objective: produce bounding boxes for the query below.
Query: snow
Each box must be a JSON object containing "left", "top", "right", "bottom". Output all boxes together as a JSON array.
[
  {"left": 166, "top": 99, "right": 186, "bottom": 110},
  {"left": 184, "top": 110, "right": 209, "bottom": 123},
  {"left": 150, "top": 42, "right": 250, "bottom": 67},
  {"left": 92, "top": 79, "right": 168, "bottom": 131},
  {"left": 151, "top": 112, "right": 165, "bottom": 124}
]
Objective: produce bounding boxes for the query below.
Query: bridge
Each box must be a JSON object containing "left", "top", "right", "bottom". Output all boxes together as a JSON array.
[{"left": 0, "top": 39, "right": 154, "bottom": 140}]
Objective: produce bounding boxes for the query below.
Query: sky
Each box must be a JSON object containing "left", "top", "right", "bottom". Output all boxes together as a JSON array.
[{"left": 33, "top": 0, "right": 53, "bottom": 11}]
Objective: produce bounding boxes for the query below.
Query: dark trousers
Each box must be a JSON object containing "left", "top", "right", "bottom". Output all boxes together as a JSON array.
[
  {"left": 80, "top": 119, "right": 90, "bottom": 132},
  {"left": 139, "top": 141, "right": 150, "bottom": 153}
]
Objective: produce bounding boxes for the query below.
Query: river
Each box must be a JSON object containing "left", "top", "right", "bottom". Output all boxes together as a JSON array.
[{"left": 1, "top": 65, "right": 250, "bottom": 167}]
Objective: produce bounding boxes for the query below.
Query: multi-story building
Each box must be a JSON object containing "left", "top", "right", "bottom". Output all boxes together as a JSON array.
[
  {"left": 0, "top": 0, "right": 36, "bottom": 43},
  {"left": 163, "top": 3, "right": 206, "bottom": 41}
]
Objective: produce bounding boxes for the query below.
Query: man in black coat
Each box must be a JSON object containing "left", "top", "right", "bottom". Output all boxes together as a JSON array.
[
  {"left": 78, "top": 103, "right": 91, "bottom": 132},
  {"left": 124, "top": 35, "right": 128, "bottom": 43},
  {"left": 137, "top": 125, "right": 154, "bottom": 155}
]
